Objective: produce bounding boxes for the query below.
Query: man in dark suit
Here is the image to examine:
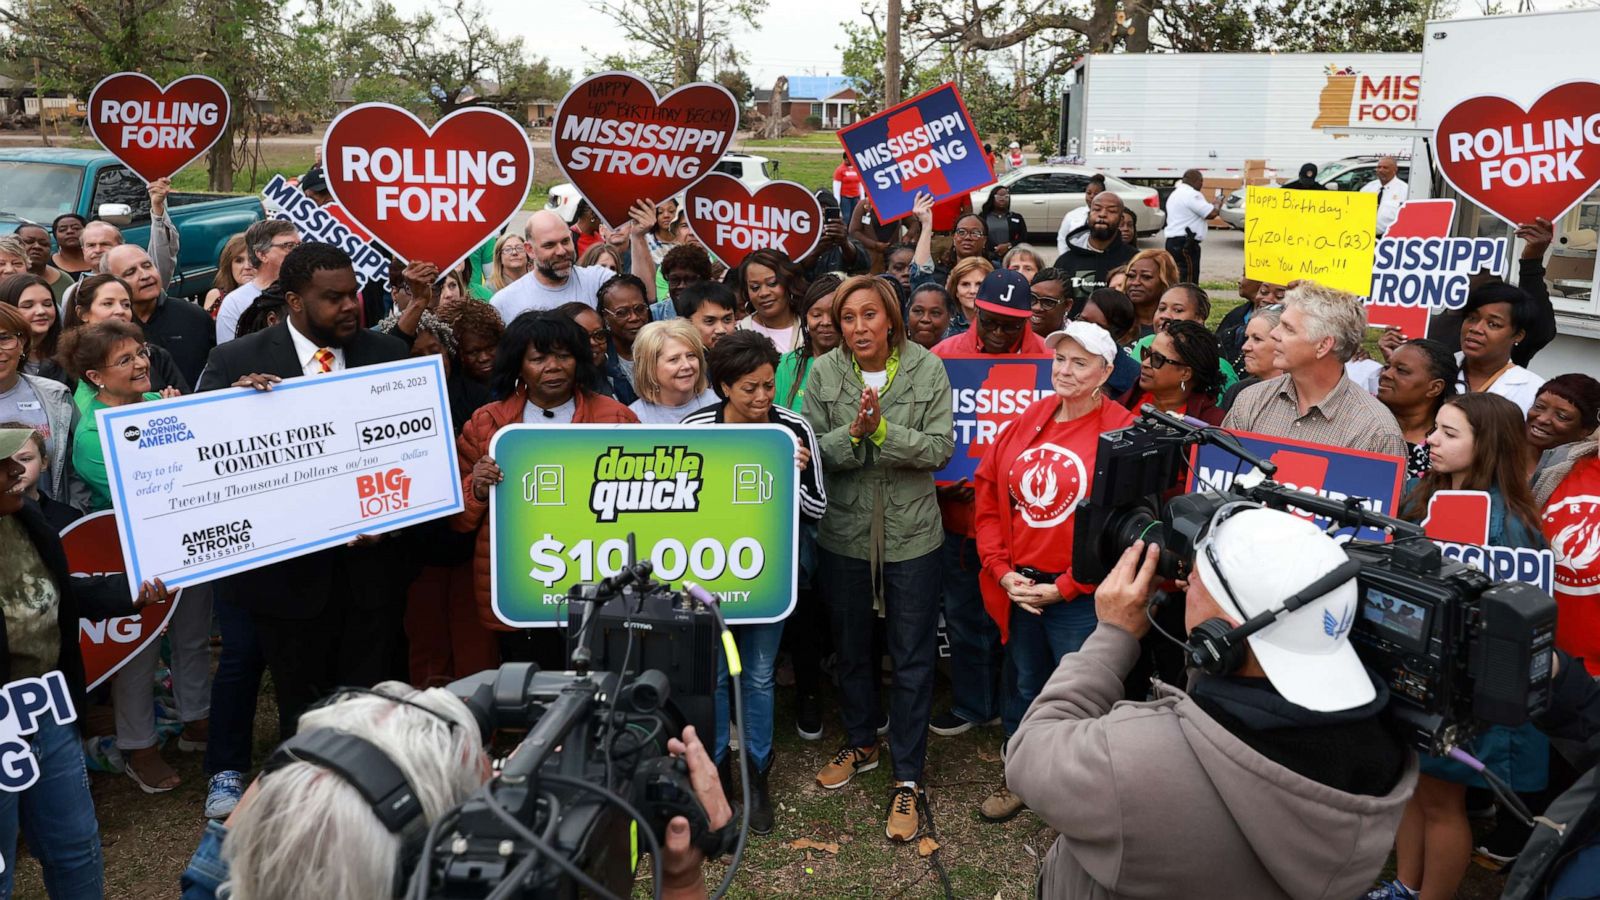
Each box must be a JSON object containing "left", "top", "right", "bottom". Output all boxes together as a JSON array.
[{"left": 196, "top": 243, "right": 411, "bottom": 744}]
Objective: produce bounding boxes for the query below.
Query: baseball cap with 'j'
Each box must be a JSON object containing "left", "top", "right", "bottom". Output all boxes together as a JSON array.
[{"left": 1193, "top": 507, "right": 1375, "bottom": 713}]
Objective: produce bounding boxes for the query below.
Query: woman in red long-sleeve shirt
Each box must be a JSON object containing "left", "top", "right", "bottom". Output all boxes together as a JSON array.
[{"left": 972, "top": 319, "right": 1133, "bottom": 821}]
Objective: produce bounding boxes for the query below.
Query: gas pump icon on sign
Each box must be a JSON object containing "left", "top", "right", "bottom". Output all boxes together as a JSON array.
[{"left": 732, "top": 464, "right": 773, "bottom": 505}]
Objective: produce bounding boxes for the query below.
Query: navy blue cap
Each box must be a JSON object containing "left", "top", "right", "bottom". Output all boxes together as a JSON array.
[{"left": 975, "top": 269, "right": 1032, "bottom": 317}]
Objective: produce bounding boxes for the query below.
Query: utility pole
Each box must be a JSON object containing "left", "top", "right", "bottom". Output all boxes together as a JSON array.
[{"left": 885, "top": 0, "right": 902, "bottom": 107}]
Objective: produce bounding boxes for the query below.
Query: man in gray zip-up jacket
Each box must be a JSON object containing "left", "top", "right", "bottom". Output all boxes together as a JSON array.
[{"left": 1008, "top": 509, "right": 1417, "bottom": 899}]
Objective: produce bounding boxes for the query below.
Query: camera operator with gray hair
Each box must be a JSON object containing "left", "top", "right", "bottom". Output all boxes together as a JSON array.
[
  {"left": 179, "top": 682, "right": 731, "bottom": 900},
  {"left": 1005, "top": 507, "right": 1418, "bottom": 899}
]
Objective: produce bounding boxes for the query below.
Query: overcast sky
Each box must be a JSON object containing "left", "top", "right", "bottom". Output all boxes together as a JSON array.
[{"left": 389, "top": 0, "right": 867, "bottom": 92}]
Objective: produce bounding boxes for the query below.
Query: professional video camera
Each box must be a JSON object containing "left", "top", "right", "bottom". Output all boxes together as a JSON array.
[
  {"left": 1071, "top": 406, "right": 1557, "bottom": 758},
  {"left": 407, "top": 551, "right": 747, "bottom": 900}
]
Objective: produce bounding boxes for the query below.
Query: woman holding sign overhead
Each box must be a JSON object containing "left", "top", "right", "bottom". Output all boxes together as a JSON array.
[{"left": 802, "top": 274, "right": 952, "bottom": 843}]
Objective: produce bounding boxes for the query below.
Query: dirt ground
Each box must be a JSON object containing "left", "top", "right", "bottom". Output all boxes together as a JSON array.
[{"left": 11, "top": 660, "right": 1511, "bottom": 899}]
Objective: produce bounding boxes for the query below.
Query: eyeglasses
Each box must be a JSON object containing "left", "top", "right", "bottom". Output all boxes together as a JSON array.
[
  {"left": 586, "top": 328, "right": 610, "bottom": 345},
  {"left": 1031, "top": 295, "right": 1065, "bottom": 311},
  {"left": 270, "top": 240, "right": 301, "bottom": 252},
  {"left": 954, "top": 228, "right": 985, "bottom": 239},
  {"left": 108, "top": 346, "right": 152, "bottom": 369},
  {"left": 978, "top": 313, "right": 1027, "bottom": 334},
  {"left": 0, "top": 331, "right": 20, "bottom": 350},
  {"left": 603, "top": 304, "right": 650, "bottom": 321},
  {"left": 1140, "top": 345, "right": 1183, "bottom": 370}
]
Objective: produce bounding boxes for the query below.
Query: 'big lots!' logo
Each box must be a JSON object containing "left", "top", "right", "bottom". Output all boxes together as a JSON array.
[
  {"left": 589, "top": 445, "right": 703, "bottom": 523},
  {"left": 357, "top": 468, "right": 412, "bottom": 519}
]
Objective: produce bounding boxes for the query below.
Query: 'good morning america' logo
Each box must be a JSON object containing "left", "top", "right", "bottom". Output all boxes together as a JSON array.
[{"left": 589, "top": 445, "right": 703, "bottom": 523}]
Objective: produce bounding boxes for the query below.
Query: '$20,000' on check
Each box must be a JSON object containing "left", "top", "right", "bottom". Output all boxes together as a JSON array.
[{"left": 95, "top": 356, "right": 463, "bottom": 596}]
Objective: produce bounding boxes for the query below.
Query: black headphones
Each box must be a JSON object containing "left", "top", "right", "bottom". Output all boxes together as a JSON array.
[{"left": 261, "top": 727, "right": 429, "bottom": 892}]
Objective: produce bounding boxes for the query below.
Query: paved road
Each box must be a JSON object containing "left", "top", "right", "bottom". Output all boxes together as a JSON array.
[{"left": 1034, "top": 227, "right": 1244, "bottom": 286}]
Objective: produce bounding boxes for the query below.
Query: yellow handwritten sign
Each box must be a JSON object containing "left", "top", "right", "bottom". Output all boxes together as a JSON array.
[{"left": 1243, "top": 187, "right": 1378, "bottom": 296}]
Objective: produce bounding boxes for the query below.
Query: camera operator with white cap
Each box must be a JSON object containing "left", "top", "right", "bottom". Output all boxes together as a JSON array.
[{"left": 1005, "top": 507, "right": 1418, "bottom": 899}]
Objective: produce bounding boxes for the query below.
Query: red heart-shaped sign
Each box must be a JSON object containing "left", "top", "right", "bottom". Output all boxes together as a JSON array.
[
  {"left": 552, "top": 72, "right": 740, "bottom": 229},
  {"left": 683, "top": 174, "right": 824, "bottom": 268},
  {"left": 62, "top": 512, "right": 182, "bottom": 691},
  {"left": 87, "top": 73, "right": 230, "bottom": 184},
  {"left": 1435, "top": 81, "right": 1600, "bottom": 227},
  {"left": 322, "top": 103, "right": 534, "bottom": 275}
]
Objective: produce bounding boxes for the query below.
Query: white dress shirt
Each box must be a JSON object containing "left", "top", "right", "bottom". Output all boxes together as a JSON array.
[
  {"left": 286, "top": 319, "right": 346, "bottom": 376},
  {"left": 1362, "top": 177, "right": 1409, "bottom": 235},
  {"left": 1453, "top": 351, "right": 1545, "bottom": 415},
  {"left": 1164, "top": 182, "right": 1215, "bottom": 241}
]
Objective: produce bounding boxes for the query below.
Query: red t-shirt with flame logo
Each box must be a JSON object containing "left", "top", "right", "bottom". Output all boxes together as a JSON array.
[{"left": 1542, "top": 455, "right": 1600, "bottom": 674}]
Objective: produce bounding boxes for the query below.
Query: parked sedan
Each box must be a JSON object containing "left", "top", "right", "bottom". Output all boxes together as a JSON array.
[
  {"left": 1218, "top": 156, "right": 1412, "bottom": 228},
  {"left": 970, "top": 165, "right": 1166, "bottom": 238}
]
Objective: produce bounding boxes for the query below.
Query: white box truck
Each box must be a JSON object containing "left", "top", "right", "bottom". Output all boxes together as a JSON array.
[
  {"left": 1061, "top": 53, "right": 1421, "bottom": 185},
  {"left": 1415, "top": 8, "right": 1600, "bottom": 379}
]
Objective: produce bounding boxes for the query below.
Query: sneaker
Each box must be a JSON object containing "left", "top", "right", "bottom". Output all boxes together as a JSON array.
[
  {"left": 979, "top": 784, "right": 1026, "bottom": 822},
  {"left": 1472, "top": 844, "right": 1517, "bottom": 872},
  {"left": 929, "top": 711, "right": 976, "bottom": 736},
  {"left": 795, "top": 694, "right": 823, "bottom": 741},
  {"left": 205, "top": 770, "right": 246, "bottom": 819},
  {"left": 816, "top": 744, "right": 879, "bottom": 790},
  {"left": 1362, "top": 880, "right": 1418, "bottom": 900},
  {"left": 885, "top": 783, "right": 920, "bottom": 842},
  {"left": 876, "top": 714, "right": 890, "bottom": 736}
]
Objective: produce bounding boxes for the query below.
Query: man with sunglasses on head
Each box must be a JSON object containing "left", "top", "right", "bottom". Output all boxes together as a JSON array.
[{"left": 1006, "top": 508, "right": 1418, "bottom": 899}]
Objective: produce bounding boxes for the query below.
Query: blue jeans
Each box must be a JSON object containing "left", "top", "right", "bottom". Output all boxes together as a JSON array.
[
  {"left": 713, "top": 621, "right": 785, "bottom": 770},
  {"left": 0, "top": 717, "right": 103, "bottom": 899},
  {"left": 840, "top": 196, "right": 859, "bottom": 227},
  {"left": 1002, "top": 598, "right": 1099, "bottom": 736},
  {"left": 820, "top": 546, "right": 942, "bottom": 783},
  {"left": 204, "top": 586, "right": 266, "bottom": 776},
  {"left": 940, "top": 532, "right": 1001, "bottom": 723}
]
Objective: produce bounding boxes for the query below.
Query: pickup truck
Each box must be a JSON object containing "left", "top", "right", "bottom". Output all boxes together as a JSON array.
[{"left": 0, "top": 148, "right": 265, "bottom": 301}]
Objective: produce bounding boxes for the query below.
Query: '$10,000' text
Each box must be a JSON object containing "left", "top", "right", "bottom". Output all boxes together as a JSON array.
[{"left": 526, "top": 535, "right": 766, "bottom": 588}]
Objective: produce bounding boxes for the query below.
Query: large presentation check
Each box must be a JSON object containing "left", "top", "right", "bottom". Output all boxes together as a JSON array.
[{"left": 96, "top": 356, "right": 463, "bottom": 594}]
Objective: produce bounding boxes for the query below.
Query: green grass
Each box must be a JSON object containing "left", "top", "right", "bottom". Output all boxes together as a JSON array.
[
  {"left": 761, "top": 152, "right": 839, "bottom": 192},
  {"left": 742, "top": 133, "right": 847, "bottom": 149}
]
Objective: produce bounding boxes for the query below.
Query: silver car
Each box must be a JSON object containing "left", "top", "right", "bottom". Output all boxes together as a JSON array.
[
  {"left": 970, "top": 165, "right": 1167, "bottom": 237},
  {"left": 1218, "top": 157, "right": 1412, "bottom": 228}
]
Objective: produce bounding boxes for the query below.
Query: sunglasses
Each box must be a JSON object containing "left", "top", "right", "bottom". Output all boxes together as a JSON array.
[
  {"left": 1140, "top": 345, "right": 1185, "bottom": 370},
  {"left": 978, "top": 312, "right": 1027, "bottom": 333}
]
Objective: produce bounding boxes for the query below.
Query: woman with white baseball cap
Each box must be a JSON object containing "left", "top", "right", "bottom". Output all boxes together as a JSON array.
[{"left": 970, "top": 320, "right": 1134, "bottom": 822}]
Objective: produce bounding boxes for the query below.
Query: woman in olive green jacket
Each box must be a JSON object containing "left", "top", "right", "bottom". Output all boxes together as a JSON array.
[{"left": 801, "top": 273, "right": 953, "bottom": 843}]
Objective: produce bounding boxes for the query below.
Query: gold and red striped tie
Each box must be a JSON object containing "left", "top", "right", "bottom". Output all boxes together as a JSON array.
[{"left": 313, "top": 348, "right": 335, "bottom": 373}]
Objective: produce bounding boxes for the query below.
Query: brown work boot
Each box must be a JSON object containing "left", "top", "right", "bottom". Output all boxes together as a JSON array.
[
  {"left": 816, "top": 744, "right": 879, "bottom": 790},
  {"left": 979, "top": 783, "right": 1026, "bottom": 822},
  {"left": 885, "top": 783, "right": 921, "bottom": 842}
]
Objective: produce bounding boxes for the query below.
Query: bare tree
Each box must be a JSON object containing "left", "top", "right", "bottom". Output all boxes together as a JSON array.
[{"left": 590, "top": 0, "right": 766, "bottom": 87}]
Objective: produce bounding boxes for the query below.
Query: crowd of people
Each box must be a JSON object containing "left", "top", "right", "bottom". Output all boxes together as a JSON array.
[{"left": 2, "top": 157, "right": 1599, "bottom": 900}]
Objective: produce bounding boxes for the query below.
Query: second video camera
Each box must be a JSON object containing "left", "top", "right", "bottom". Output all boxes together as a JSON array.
[{"left": 1070, "top": 407, "right": 1557, "bottom": 756}]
